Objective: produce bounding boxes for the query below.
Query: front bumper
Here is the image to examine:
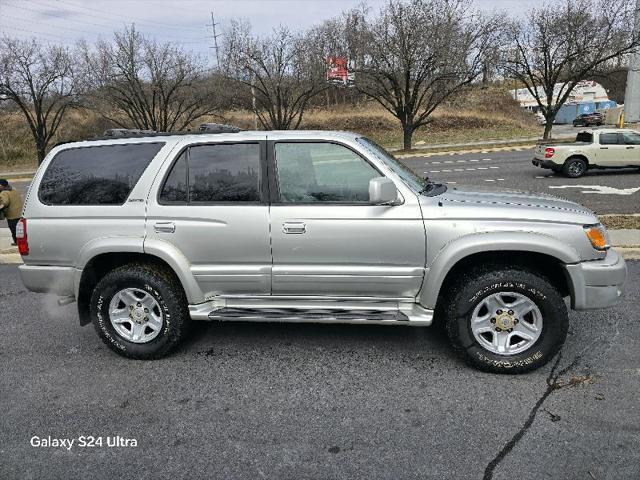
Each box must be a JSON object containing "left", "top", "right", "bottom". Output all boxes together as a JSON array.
[
  {"left": 565, "top": 249, "right": 627, "bottom": 310},
  {"left": 18, "top": 264, "right": 76, "bottom": 297},
  {"left": 532, "top": 158, "right": 560, "bottom": 169}
]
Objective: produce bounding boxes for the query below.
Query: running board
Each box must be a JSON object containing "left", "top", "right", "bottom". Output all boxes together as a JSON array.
[{"left": 189, "top": 298, "right": 433, "bottom": 326}]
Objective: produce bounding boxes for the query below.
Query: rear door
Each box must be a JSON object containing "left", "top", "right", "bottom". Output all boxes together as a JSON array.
[
  {"left": 267, "top": 138, "right": 426, "bottom": 299},
  {"left": 145, "top": 137, "right": 272, "bottom": 298}
]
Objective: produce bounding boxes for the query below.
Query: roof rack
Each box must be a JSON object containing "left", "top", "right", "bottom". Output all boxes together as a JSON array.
[{"left": 96, "top": 124, "right": 243, "bottom": 139}]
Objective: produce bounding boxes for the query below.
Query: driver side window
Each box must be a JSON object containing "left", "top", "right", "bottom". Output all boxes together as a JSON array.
[{"left": 274, "top": 142, "right": 380, "bottom": 203}]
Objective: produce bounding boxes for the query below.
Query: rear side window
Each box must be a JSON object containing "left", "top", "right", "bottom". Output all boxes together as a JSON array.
[
  {"left": 599, "top": 133, "right": 620, "bottom": 145},
  {"left": 159, "top": 143, "right": 261, "bottom": 203},
  {"left": 575, "top": 132, "right": 593, "bottom": 143},
  {"left": 39, "top": 143, "right": 164, "bottom": 205}
]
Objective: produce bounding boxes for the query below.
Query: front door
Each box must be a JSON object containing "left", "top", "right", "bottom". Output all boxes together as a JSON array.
[
  {"left": 621, "top": 131, "right": 640, "bottom": 165},
  {"left": 146, "top": 139, "right": 272, "bottom": 298},
  {"left": 268, "top": 140, "right": 426, "bottom": 299}
]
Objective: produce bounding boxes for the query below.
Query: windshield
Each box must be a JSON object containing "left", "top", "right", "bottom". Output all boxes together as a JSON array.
[{"left": 356, "top": 137, "right": 430, "bottom": 193}]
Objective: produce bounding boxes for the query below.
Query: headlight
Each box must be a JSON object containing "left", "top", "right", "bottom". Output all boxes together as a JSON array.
[{"left": 584, "top": 224, "right": 610, "bottom": 251}]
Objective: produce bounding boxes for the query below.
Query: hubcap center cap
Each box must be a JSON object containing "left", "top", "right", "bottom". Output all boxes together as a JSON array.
[
  {"left": 496, "top": 312, "right": 515, "bottom": 330},
  {"left": 132, "top": 307, "right": 146, "bottom": 323}
]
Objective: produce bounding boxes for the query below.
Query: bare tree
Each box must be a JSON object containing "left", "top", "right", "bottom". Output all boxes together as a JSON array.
[
  {"left": 224, "top": 22, "right": 328, "bottom": 130},
  {"left": 504, "top": 0, "right": 640, "bottom": 139},
  {"left": 355, "top": 0, "right": 500, "bottom": 150},
  {"left": 0, "top": 37, "right": 78, "bottom": 164},
  {"left": 80, "top": 27, "right": 217, "bottom": 132}
]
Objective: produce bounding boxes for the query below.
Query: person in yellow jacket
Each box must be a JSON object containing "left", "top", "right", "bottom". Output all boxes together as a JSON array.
[{"left": 0, "top": 179, "right": 24, "bottom": 246}]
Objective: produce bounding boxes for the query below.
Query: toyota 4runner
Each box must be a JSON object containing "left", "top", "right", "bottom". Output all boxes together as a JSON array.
[{"left": 17, "top": 131, "right": 627, "bottom": 373}]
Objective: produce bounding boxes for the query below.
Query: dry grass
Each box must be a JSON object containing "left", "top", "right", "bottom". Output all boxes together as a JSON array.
[{"left": 0, "top": 85, "right": 538, "bottom": 171}]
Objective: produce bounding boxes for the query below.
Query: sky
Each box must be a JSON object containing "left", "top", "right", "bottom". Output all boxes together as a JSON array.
[{"left": 0, "top": 0, "right": 552, "bottom": 65}]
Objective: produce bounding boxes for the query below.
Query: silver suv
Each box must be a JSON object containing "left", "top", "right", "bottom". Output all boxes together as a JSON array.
[{"left": 17, "top": 131, "right": 627, "bottom": 373}]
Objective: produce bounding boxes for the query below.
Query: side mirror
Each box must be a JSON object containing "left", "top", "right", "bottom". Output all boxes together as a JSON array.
[{"left": 369, "top": 176, "right": 398, "bottom": 205}]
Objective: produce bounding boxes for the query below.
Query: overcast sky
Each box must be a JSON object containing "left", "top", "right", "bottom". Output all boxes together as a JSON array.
[{"left": 0, "top": 0, "right": 552, "bottom": 64}]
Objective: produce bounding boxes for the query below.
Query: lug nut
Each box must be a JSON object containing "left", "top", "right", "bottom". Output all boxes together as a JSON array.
[
  {"left": 130, "top": 305, "right": 134, "bottom": 310},
  {"left": 514, "top": 319, "right": 519, "bottom": 324},
  {"left": 508, "top": 310, "right": 514, "bottom": 315},
  {"left": 144, "top": 308, "right": 149, "bottom": 313},
  {"left": 495, "top": 327, "right": 502, "bottom": 332},
  {"left": 497, "top": 309, "right": 503, "bottom": 315},
  {"left": 508, "top": 328, "right": 513, "bottom": 333},
  {"left": 137, "top": 302, "right": 142, "bottom": 307},
  {"left": 490, "top": 318, "right": 496, "bottom": 323}
]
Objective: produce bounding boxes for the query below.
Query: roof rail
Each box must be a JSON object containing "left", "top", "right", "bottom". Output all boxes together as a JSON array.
[{"left": 94, "top": 124, "right": 243, "bottom": 140}]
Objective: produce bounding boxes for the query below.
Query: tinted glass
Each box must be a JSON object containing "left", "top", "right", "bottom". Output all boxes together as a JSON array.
[
  {"left": 600, "top": 133, "right": 620, "bottom": 145},
  {"left": 159, "top": 151, "right": 188, "bottom": 202},
  {"left": 575, "top": 132, "right": 593, "bottom": 143},
  {"left": 622, "top": 132, "right": 640, "bottom": 145},
  {"left": 275, "top": 142, "right": 379, "bottom": 203},
  {"left": 39, "top": 142, "right": 163, "bottom": 205},
  {"left": 188, "top": 143, "right": 260, "bottom": 202}
]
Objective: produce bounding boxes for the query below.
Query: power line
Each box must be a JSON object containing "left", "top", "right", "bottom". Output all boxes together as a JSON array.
[
  {"left": 50, "top": 0, "right": 205, "bottom": 32},
  {"left": 10, "top": 0, "right": 208, "bottom": 41}
]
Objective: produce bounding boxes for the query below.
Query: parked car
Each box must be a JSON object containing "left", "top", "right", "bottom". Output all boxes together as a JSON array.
[
  {"left": 17, "top": 131, "right": 627, "bottom": 373},
  {"left": 572, "top": 112, "right": 604, "bottom": 127},
  {"left": 533, "top": 128, "right": 640, "bottom": 177}
]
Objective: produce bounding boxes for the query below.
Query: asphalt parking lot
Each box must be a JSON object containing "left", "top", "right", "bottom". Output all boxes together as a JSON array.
[
  {"left": 1, "top": 262, "right": 638, "bottom": 480},
  {"left": 401, "top": 149, "right": 640, "bottom": 214}
]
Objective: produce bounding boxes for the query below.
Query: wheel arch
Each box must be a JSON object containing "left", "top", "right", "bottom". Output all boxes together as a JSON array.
[
  {"left": 420, "top": 232, "right": 578, "bottom": 310},
  {"left": 75, "top": 242, "right": 204, "bottom": 326}
]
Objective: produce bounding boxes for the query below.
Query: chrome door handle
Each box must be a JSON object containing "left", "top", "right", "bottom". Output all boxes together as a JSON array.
[
  {"left": 626, "top": 146, "right": 634, "bottom": 149},
  {"left": 283, "top": 222, "right": 306, "bottom": 234},
  {"left": 154, "top": 222, "right": 175, "bottom": 234},
  {"left": 600, "top": 147, "right": 609, "bottom": 149}
]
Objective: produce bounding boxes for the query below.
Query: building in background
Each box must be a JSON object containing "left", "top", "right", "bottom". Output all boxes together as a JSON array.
[{"left": 511, "top": 80, "right": 617, "bottom": 124}]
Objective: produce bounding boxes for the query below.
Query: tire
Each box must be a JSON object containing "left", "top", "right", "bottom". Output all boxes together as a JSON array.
[
  {"left": 90, "top": 263, "right": 189, "bottom": 359},
  {"left": 562, "top": 156, "right": 587, "bottom": 178},
  {"left": 444, "top": 266, "right": 568, "bottom": 374}
]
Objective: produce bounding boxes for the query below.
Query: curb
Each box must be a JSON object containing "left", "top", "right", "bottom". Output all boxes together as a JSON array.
[{"left": 396, "top": 143, "right": 536, "bottom": 159}]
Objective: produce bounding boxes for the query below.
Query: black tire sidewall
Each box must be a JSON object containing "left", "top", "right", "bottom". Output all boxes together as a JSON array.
[
  {"left": 563, "top": 157, "right": 586, "bottom": 178},
  {"left": 447, "top": 269, "right": 568, "bottom": 373},
  {"left": 90, "top": 266, "right": 186, "bottom": 359}
]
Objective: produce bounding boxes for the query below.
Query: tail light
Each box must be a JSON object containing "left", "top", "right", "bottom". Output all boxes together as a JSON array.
[
  {"left": 16, "top": 218, "right": 28, "bottom": 256},
  {"left": 544, "top": 147, "right": 555, "bottom": 158}
]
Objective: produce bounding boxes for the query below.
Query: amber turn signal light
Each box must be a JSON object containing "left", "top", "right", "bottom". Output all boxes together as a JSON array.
[{"left": 584, "top": 225, "right": 609, "bottom": 251}]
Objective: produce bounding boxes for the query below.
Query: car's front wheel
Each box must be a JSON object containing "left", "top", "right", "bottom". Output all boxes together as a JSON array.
[
  {"left": 90, "top": 263, "right": 189, "bottom": 359},
  {"left": 444, "top": 266, "right": 568, "bottom": 373}
]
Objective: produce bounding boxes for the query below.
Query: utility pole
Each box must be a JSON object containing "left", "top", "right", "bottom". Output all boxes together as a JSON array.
[
  {"left": 207, "top": 12, "right": 221, "bottom": 68},
  {"left": 624, "top": 0, "right": 640, "bottom": 123}
]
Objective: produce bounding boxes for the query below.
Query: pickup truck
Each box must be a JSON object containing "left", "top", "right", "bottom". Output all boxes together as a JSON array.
[{"left": 533, "top": 128, "right": 640, "bottom": 177}]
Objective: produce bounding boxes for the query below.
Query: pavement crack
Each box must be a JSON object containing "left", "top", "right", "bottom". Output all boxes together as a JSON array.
[
  {"left": 482, "top": 313, "right": 624, "bottom": 480},
  {"left": 482, "top": 350, "right": 585, "bottom": 480}
]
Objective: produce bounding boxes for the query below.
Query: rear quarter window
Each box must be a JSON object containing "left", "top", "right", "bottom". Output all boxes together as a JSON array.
[
  {"left": 575, "top": 132, "right": 593, "bottom": 143},
  {"left": 39, "top": 142, "right": 164, "bottom": 205}
]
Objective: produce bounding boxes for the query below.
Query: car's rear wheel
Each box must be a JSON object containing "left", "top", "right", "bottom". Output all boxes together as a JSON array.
[
  {"left": 562, "top": 156, "right": 587, "bottom": 178},
  {"left": 90, "top": 263, "right": 189, "bottom": 359},
  {"left": 444, "top": 266, "right": 568, "bottom": 373}
]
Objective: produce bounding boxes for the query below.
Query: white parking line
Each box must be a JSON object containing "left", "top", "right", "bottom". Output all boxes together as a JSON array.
[
  {"left": 477, "top": 167, "right": 488, "bottom": 170},
  {"left": 489, "top": 166, "right": 500, "bottom": 169},
  {"left": 470, "top": 159, "right": 480, "bottom": 162},
  {"left": 442, "top": 169, "right": 452, "bottom": 172},
  {"left": 484, "top": 179, "right": 495, "bottom": 182}
]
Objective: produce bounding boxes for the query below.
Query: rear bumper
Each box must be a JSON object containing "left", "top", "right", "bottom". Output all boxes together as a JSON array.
[
  {"left": 532, "top": 158, "right": 560, "bottom": 169},
  {"left": 18, "top": 264, "right": 76, "bottom": 297},
  {"left": 565, "top": 249, "right": 627, "bottom": 310}
]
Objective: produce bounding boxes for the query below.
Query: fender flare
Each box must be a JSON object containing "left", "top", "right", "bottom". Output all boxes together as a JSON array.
[
  {"left": 419, "top": 231, "right": 580, "bottom": 309},
  {"left": 74, "top": 236, "right": 204, "bottom": 304}
]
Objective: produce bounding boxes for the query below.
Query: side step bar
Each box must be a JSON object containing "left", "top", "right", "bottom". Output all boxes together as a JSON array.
[{"left": 189, "top": 298, "right": 433, "bottom": 326}]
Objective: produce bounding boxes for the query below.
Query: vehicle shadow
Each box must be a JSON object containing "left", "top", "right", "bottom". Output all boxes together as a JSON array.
[{"left": 181, "top": 318, "right": 454, "bottom": 357}]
